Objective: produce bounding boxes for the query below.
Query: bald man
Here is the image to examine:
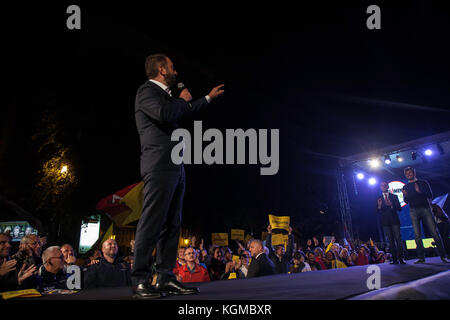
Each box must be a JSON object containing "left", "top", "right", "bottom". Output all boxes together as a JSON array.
[
  {"left": 84, "top": 239, "right": 131, "bottom": 288},
  {"left": 247, "top": 240, "right": 275, "bottom": 278}
]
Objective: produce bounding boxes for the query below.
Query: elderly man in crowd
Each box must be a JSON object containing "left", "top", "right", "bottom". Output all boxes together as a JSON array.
[
  {"left": 84, "top": 239, "right": 131, "bottom": 288},
  {"left": 247, "top": 240, "right": 275, "bottom": 278},
  {"left": 11, "top": 234, "right": 42, "bottom": 288},
  {"left": 61, "top": 243, "right": 78, "bottom": 267},
  {"left": 37, "top": 246, "right": 69, "bottom": 291}
]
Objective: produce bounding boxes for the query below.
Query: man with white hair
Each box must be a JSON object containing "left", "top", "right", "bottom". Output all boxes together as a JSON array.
[{"left": 37, "top": 246, "right": 69, "bottom": 291}]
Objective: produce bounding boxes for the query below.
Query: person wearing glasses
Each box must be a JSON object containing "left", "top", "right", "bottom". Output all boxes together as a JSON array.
[{"left": 37, "top": 246, "right": 69, "bottom": 292}]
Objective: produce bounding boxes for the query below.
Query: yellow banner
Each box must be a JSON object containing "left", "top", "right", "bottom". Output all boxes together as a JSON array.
[
  {"left": 271, "top": 233, "right": 288, "bottom": 246},
  {"left": 0, "top": 289, "right": 42, "bottom": 300},
  {"left": 268, "top": 214, "right": 290, "bottom": 231},
  {"left": 230, "top": 229, "right": 245, "bottom": 240},
  {"left": 232, "top": 255, "right": 240, "bottom": 263},
  {"left": 228, "top": 272, "right": 237, "bottom": 279},
  {"left": 211, "top": 233, "right": 228, "bottom": 246}
]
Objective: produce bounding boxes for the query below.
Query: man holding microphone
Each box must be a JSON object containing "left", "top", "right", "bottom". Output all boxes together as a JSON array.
[{"left": 132, "top": 54, "right": 224, "bottom": 299}]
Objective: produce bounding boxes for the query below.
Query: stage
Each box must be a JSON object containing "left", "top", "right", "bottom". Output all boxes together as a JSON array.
[{"left": 27, "top": 257, "right": 450, "bottom": 301}]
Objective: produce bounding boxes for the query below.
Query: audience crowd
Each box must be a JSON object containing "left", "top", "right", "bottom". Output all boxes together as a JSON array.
[{"left": 1, "top": 222, "right": 407, "bottom": 294}]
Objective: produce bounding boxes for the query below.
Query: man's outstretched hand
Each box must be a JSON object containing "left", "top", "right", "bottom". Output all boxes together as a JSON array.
[{"left": 208, "top": 84, "right": 225, "bottom": 100}]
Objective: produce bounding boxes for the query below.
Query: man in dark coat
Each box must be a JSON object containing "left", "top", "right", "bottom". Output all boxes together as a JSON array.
[
  {"left": 247, "top": 240, "right": 275, "bottom": 278},
  {"left": 377, "top": 181, "right": 405, "bottom": 264},
  {"left": 266, "top": 225, "right": 294, "bottom": 273},
  {"left": 132, "top": 53, "right": 224, "bottom": 299}
]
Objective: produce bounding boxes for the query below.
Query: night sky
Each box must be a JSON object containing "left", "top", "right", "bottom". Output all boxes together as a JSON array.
[{"left": 2, "top": 2, "right": 450, "bottom": 245}]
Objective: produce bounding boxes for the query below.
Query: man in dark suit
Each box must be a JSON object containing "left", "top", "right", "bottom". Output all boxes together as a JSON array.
[
  {"left": 132, "top": 53, "right": 224, "bottom": 299},
  {"left": 377, "top": 181, "right": 405, "bottom": 264},
  {"left": 247, "top": 240, "right": 275, "bottom": 278}
]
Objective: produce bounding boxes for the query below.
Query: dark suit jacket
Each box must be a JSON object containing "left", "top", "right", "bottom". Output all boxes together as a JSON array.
[
  {"left": 376, "top": 193, "right": 401, "bottom": 227},
  {"left": 247, "top": 253, "right": 275, "bottom": 278},
  {"left": 135, "top": 80, "right": 208, "bottom": 175}
]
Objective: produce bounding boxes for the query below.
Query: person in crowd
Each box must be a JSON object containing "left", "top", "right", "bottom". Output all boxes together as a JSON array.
[
  {"left": 356, "top": 245, "right": 370, "bottom": 266},
  {"left": 206, "top": 245, "right": 226, "bottom": 280},
  {"left": 37, "top": 246, "right": 69, "bottom": 292},
  {"left": 197, "top": 239, "right": 209, "bottom": 265},
  {"left": 374, "top": 251, "right": 385, "bottom": 264},
  {"left": 339, "top": 248, "right": 352, "bottom": 267},
  {"left": 0, "top": 233, "right": 37, "bottom": 291},
  {"left": 305, "top": 239, "right": 314, "bottom": 252},
  {"left": 384, "top": 253, "right": 393, "bottom": 263},
  {"left": 350, "top": 251, "right": 359, "bottom": 266},
  {"left": 314, "top": 247, "right": 327, "bottom": 270},
  {"left": 377, "top": 181, "right": 406, "bottom": 264},
  {"left": 83, "top": 248, "right": 101, "bottom": 267},
  {"left": 173, "top": 247, "right": 210, "bottom": 283},
  {"left": 266, "top": 225, "right": 294, "bottom": 274},
  {"left": 402, "top": 166, "right": 448, "bottom": 263},
  {"left": 289, "top": 251, "right": 311, "bottom": 273},
  {"left": 305, "top": 251, "right": 321, "bottom": 271},
  {"left": 431, "top": 203, "right": 450, "bottom": 257},
  {"left": 83, "top": 239, "right": 131, "bottom": 288},
  {"left": 176, "top": 247, "right": 186, "bottom": 267},
  {"left": 247, "top": 239, "right": 275, "bottom": 278},
  {"left": 11, "top": 234, "right": 42, "bottom": 288},
  {"left": 222, "top": 247, "right": 233, "bottom": 264},
  {"left": 324, "top": 250, "right": 347, "bottom": 269},
  {"left": 61, "top": 243, "right": 78, "bottom": 267},
  {"left": 235, "top": 250, "right": 251, "bottom": 278}
]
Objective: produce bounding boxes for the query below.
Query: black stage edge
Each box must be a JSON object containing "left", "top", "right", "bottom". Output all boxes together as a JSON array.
[{"left": 6, "top": 257, "right": 449, "bottom": 301}]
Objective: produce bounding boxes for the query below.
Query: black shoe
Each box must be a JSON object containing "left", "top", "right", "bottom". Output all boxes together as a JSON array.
[
  {"left": 390, "top": 260, "right": 399, "bottom": 264},
  {"left": 155, "top": 278, "right": 199, "bottom": 295},
  {"left": 398, "top": 259, "right": 406, "bottom": 264},
  {"left": 132, "top": 283, "right": 166, "bottom": 299}
]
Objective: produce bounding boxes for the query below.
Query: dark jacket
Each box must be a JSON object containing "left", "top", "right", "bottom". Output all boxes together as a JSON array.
[
  {"left": 376, "top": 192, "right": 401, "bottom": 226},
  {"left": 36, "top": 266, "right": 69, "bottom": 292},
  {"left": 83, "top": 256, "right": 131, "bottom": 288},
  {"left": 247, "top": 253, "right": 275, "bottom": 278},
  {"left": 135, "top": 80, "right": 208, "bottom": 175},
  {"left": 0, "top": 258, "right": 19, "bottom": 292},
  {"left": 10, "top": 250, "right": 40, "bottom": 289},
  {"left": 402, "top": 180, "right": 432, "bottom": 209},
  {"left": 266, "top": 233, "right": 294, "bottom": 274}
]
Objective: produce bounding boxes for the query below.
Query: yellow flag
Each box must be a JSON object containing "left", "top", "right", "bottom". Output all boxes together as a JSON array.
[
  {"left": 268, "top": 214, "right": 290, "bottom": 231},
  {"left": 228, "top": 272, "right": 237, "bottom": 279},
  {"left": 230, "top": 229, "right": 245, "bottom": 240},
  {"left": 232, "top": 255, "right": 240, "bottom": 263},
  {"left": 101, "top": 223, "right": 114, "bottom": 244},
  {"left": 211, "top": 233, "right": 229, "bottom": 246},
  {"left": 121, "top": 182, "right": 144, "bottom": 225}
]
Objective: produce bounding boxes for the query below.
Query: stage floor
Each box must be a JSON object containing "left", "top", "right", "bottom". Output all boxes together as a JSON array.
[{"left": 29, "top": 256, "right": 450, "bottom": 300}]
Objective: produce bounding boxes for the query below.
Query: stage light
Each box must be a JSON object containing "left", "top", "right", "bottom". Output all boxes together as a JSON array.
[
  {"left": 356, "top": 173, "right": 364, "bottom": 180},
  {"left": 368, "top": 178, "right": 377, "bottom": 185},
  {"left": 368, "top": 159, "right": 380, "bottom": 168},
  {"left": 424, "top": 149, "right": 433, "bottom": 156},
  {"left": 437, "top": 143, "right": 445, "bottom": 155},
  {"left": 396, "top": 155, "right": 403, "bottom": 162},
  {"left": 384, "top": 155, "right": 391, "bottom": 165},
  {"left": 411, "top": 151, "right": 417, "bottom": 160}
]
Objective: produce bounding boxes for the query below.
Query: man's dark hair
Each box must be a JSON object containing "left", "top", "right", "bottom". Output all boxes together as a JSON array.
[
  {"left": 145, "top": 54, "right": 169, "bottom": 79},
  {"left": 0, "top": 232, "right": 12, "bottom": 240},
  {"left": 404, "top": 166, "right": 416, "bottom": 175}
]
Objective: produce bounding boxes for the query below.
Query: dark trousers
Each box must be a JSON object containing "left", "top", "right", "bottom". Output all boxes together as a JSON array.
[
  {"left": 437, "top": 222, "right": 450, "bottom": 257},
  {"left": 383, "top": 224, "right": 404, "bottom": 261},
  {"left": 410, "top": 207, "right": 445, "bottom": 259},
  {"left": 131, "top": 168, "right": 185, "bottom": 287}
]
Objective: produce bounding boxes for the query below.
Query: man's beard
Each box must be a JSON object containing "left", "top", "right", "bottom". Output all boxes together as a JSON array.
[{"left": 165, "top": 72, "right": 176, "bottom": 88}]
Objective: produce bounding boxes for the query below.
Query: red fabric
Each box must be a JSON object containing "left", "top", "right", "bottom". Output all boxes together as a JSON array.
[
  {"left": 315, "top": 257, "right": 327, "bottom": 270},
  {"left": 173, "top": 263, "right": 210, "bottom": 283},
  {"left": 356, "top": 253, "right": 369, "bottom": 266}
]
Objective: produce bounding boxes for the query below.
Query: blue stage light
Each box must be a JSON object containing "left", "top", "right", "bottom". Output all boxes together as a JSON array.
[
  {"left": 368, "top": 178, "right": 377, "bottom": 185},
  {"left": 424, "top": 149, "right": 433, "bottom": 156},
  {"left": 356, "top": 173, "right": 364, "bottom": 180}
]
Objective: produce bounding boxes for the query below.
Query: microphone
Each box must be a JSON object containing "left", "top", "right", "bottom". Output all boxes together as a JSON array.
[{"left": 177, "top": 82, "right": 192, "bottom": 108}]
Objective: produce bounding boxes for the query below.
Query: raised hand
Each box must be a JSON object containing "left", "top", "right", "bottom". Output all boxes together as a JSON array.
[
  {"left": 208, "top": 84, "right": 225, "bottom": 100},
  {"left": 0, "top": 259, "right": 17, "bottom": 276},
  {"left": 267, "top": 225, "right": 272, "bottom": 234},
  {"left": 18, "top": 263, "right": 37, "bottom": 285}
]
